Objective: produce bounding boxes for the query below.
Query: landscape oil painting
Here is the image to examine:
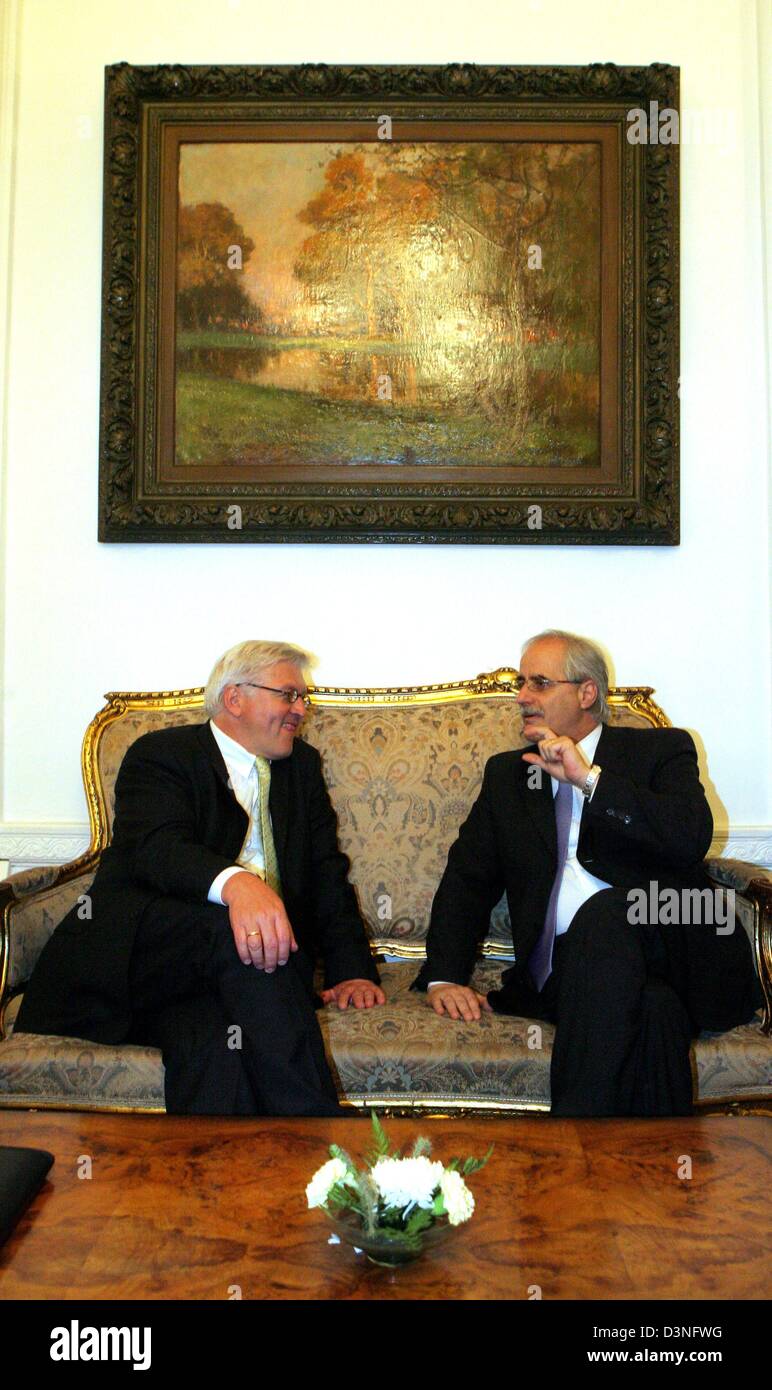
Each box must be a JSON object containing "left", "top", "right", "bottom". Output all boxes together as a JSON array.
[
  {"left": 174, "top": 139, "right": 601, "bottom": 475},
  {"left": 98, "top": 63, "right": 679, "bottom": 543}
]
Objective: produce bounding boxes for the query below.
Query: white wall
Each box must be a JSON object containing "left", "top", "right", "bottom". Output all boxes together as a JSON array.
[{"left": 1, "top": 0, "right": 770, "bottom": 866}]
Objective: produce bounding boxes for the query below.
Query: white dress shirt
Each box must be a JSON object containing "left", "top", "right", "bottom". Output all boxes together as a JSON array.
[
  {"left": 552, "top": 723, "right": 610, "bottom": 935},
  {"left": 429, "top": 723, "right": 610, "bottom": 986},
  {"left": 207, "top": 720, "right": 270, "bottom": 904}
]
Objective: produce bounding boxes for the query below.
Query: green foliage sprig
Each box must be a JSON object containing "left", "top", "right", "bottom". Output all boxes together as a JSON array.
[{"left": 306, "top": 1112, "right": 492, "bottom": 1243}]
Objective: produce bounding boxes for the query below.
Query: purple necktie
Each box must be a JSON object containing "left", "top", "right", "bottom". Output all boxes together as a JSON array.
[{"left": 528, "top": 778, "right": 573, "bottom": 991}]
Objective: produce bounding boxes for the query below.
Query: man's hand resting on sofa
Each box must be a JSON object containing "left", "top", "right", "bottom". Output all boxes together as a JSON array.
[
  {"left": 320, "top": 980, "right": 387, "bottom": 1009},
  {"left": 221, "top": 870, "right": 298, "bottom": 971},
  {"left": 427, "top": 983, "right": 492, "bottom": 1022}
]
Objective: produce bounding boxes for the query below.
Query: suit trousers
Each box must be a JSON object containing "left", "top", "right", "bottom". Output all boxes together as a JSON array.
[
  {"left": 492, "top": 888, "right": 696, "bottom": 1117},
  {"left": 126, "top": 898, "right": 343, "bottom": 1117}
]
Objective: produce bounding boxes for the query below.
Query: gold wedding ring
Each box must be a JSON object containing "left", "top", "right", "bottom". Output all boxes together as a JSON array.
[{"left": 247, "top": 930, "right": 261, "bottom": 938}]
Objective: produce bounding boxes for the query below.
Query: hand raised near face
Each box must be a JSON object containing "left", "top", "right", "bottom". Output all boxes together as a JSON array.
[{"left": 521, "top": 725, "right": 592, "bottom": 789}]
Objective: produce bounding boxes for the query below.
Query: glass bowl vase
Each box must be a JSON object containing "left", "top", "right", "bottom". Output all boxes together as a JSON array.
[{"left": 326, "top": 1210, "right": 456, "bottom": 1267}]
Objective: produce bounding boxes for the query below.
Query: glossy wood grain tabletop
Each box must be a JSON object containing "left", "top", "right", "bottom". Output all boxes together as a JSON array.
[{"left": 0, "top": 1112, "right": 769, "bottom": 1300}]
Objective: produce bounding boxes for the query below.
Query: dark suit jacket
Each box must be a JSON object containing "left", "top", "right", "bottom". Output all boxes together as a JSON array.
[
  {"left": 413, "top": 725, "right": 760, "bottom": 1030},
  {"left": 16, "top": 722, "right": 378, "bottom": 1044}
]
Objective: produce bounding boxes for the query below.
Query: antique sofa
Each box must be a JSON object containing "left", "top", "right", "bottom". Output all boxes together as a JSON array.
[{"left": 1, "top": 670, "right": 770, "bottom": 1115}]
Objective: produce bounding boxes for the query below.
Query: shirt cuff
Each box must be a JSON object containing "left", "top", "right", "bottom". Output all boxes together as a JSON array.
[{"left": 208, "top": 865, "right": 244, "bottom": 904}]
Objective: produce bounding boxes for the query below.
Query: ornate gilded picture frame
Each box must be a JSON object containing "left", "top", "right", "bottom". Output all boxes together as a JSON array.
[{"left": 98, "top": 62, "right": 679, "bottom": 544}]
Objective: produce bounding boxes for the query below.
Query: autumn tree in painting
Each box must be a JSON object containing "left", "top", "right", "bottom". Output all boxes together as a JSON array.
[
  {"left": 293, "top": 152, "right": 428, "bottom": 338},
  {"left": 177, "top": 202, "right": 262, "bottom": 331},
  {"left": 292, "top": 142, "right": 599, "bottom": 437}
]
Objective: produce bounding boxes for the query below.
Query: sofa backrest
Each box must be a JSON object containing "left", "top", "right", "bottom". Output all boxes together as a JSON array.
[{"left": 84, "top": 670, "right": 668, "bottom": 957}]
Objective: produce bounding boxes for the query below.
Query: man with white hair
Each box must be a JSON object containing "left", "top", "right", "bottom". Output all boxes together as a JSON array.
[
  {"left": 17, "top": 640, "right": 384, "bottom": 1115},
  {"left": 415, "top": 630, "right": 761, "bottom": 1116}
]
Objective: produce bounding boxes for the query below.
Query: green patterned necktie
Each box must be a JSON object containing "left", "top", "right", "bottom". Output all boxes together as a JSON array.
[{"left": 254, "top": 756, "right": 282, "bottom": 897}]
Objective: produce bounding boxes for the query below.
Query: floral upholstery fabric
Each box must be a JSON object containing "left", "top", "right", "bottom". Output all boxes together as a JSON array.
[
  {"left": 705, "top": 858, "right": 772, "bottom": 895},
  {"left": 96, "top": 706, "right": 205, "bottom": 837},
  {"left": 694, "top": 1017, "right": 772, "bottom": 1104},
  {"left": 307, "top": 701, "right": 520, "bottom": 951},
  {"left": 0, "top": 1031, "right": 164, "bottom": 1110},
  {"left": 1, "top": 962, "right": 768, "bottom": 1112},
  {"left": 92, "top": 696, "right": 656, "bottom": 954},
  {"left": 6, "top": 871, "right": 96, "bottom": 991}
]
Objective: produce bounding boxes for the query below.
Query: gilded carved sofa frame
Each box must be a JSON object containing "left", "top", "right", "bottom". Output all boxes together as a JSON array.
[{"left": 0, "top": 670, "right": 770, "bottom": 1115}]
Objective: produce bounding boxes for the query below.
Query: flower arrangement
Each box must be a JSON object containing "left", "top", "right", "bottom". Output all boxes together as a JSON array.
[{"left": 306, "top": 1112, "right": 492, "bottom": 1265}]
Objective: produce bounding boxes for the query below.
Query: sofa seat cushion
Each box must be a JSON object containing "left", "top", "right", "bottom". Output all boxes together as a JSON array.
[
  {"left": 691, "top": 1019, "right": 772, "bottom": 1104},
  {"left": 1, "top": 963, "right": 769, "bottom": 1112},
  {"left": 320, "top": 961, "right": 553, "bottom": 1109},
  {"left": 321, "top": 963, "right": 772, "bottom": 1108},
  {"left": 0, "top": 1029, "right": 165, "bottom": 1110}
]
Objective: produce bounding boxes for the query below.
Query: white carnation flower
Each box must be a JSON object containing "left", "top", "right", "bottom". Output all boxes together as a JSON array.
[
  {"left": 305, "top": 1157, "right": 349, "bottom": 1209},
  {"left": 439, "top": 1168, "right": 475, "bottom": 1225},
  {"left": 372, "top": 1156, "right": 444, "bottom": 1210}
]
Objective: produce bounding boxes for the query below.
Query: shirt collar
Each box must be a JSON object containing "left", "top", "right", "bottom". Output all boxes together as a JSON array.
[
  {"left": 209, "top": 719, "right": 258, "bottom": 779},
  {"left": 578, "top": 723, "right": 603, "bottom": 763}
]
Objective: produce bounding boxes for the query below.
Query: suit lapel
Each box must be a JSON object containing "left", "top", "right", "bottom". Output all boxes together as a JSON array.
[
  {"left": 268, "top": 754, "right": 291, "bottom": 879},
  {"left": 593, "top": 724, "right": 615, "bottom": 766},
  {"left": 577, "top": 724, "right": 618, "bottom": 853},
  {"left": 196, "top": 723, "right": 249, "bottom": 848},
  {"left": 517, "top": 750, "right": 557, "bottom": 857},
  {"left": 197, "top": 720, "right": 231, "bottom": 788}
]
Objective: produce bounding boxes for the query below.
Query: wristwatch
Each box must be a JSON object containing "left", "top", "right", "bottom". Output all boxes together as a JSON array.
[{"left": 581, "top": 764, "right": 602, "bottom": 798}]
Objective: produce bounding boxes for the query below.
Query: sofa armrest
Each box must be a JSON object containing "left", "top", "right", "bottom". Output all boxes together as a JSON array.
[
  {"left": 704, "top": 857, "right": 772, "bottom": 894},
  {"left": 0, "top": 852, "right": 101, "bottom": 1033},
  {"left": 704, "top": 857, "right": 772, "bottom": 1035}
]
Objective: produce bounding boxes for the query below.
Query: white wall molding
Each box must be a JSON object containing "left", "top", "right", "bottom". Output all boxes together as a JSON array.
[
  {"left": 1, "top": 821, "right": 770, "bottom": 877},
  {"left": 707, "top": 830, "right": 772, "bottom": 870},
  {"left": 0, "top": 823, "right": 90, "bottom": 874}
]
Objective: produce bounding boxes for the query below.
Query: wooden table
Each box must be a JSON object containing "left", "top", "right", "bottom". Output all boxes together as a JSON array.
[{"left": 0, "top": 1111, "right": 769, "bottom": 1301}]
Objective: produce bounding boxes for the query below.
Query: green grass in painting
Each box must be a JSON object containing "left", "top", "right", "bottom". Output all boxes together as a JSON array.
[{"left": 175, "top": 371, "right": 596, "bottom": 467}]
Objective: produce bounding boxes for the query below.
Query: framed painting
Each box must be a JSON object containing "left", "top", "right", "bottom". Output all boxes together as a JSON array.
[{"left": 98, "top": 63, "right": 679, "bottom": 543}]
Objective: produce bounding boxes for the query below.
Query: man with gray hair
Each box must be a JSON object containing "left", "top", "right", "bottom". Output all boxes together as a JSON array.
[
  {"left": 17, "top": 640, "right": 384, "bottom": 1115},
  {"left": 415, "top": 630, "right": 761, "bottom": 1116}
]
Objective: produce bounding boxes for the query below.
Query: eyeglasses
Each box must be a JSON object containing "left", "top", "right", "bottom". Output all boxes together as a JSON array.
[
  {"left": 236, "top": 683, "right": 312, "bottom": 709},
  {"left": 513, "top": 675, "right": 584, "bottom": 693}
]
